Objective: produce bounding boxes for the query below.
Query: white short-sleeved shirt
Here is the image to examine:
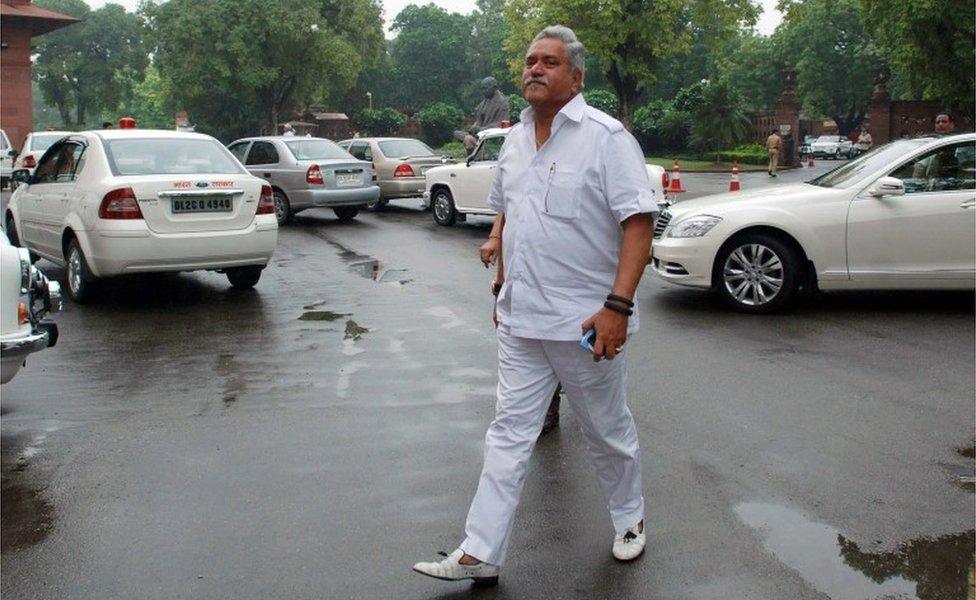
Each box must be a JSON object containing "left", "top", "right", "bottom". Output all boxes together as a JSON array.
[{"left": 490, "top": 94, "right": 656, "bottom": 341}]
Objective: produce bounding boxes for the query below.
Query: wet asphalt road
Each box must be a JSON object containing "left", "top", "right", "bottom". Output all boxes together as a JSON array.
[{"left": 1, "top": 164, "right": 974, "bottom": 600}]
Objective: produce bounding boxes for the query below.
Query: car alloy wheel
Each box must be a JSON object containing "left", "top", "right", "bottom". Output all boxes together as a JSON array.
[
  {"left": 66, "top": 238, "right": 96, "bottom": 303},
  {"left": 723, "top": 243, "right": 784, "bottom": 307},
  {"left": 432, "top": 189, "right": 456, "bottom": 226},
  {"left": 273, "top": 189, "right": 291, "bottom": 225}
]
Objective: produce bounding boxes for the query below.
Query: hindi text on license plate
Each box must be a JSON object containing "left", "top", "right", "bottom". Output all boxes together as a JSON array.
[
  {"left": 336, "top": 173, "right": 361, "bottom": 187},
  {"left": 171, "top": 196, "right": 233, "bottom": 214}
]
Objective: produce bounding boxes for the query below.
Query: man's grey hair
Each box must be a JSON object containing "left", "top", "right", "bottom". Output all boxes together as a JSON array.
[{"left": 532, "top": 25, "right": 585, "bottom": 86}]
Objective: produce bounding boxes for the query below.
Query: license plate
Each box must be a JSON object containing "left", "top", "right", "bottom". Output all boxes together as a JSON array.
[
  {"left": 171, "top": 196, "right": 233, "bottom": 213},
  {"left": 336, "top": 173, "right": 361, "bottom": 187}
]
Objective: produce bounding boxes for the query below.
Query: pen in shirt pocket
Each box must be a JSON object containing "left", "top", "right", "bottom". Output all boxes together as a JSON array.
[{"left": 544, "top": 162, "right": 555, "bottom": 213}]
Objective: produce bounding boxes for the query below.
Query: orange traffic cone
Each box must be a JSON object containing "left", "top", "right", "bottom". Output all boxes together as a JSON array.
[
  {"left": 667, "top": 158, "right": 686, "bottom": 193},
  {"left": 729, "top": 160, "right": 740, "bottom": 192},
  {"left": 807, "top": 154, "right": 814, "bottom": 168}
]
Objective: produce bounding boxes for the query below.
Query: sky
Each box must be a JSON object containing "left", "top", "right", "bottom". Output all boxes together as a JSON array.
[{"left": 87, "top": 0, "right": 784, "bottom": 36}]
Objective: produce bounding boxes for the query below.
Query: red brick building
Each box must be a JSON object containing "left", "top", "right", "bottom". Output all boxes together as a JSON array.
[{"left": 1, "top": 0, "right": 78, "bottom": 151}]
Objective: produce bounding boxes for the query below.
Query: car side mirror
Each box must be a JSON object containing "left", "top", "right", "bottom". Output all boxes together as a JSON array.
[
  {"left": 7, "top": 148, "right": 16, "bottom": 158},
  {"left": 869, "top": 176, "right": 905, "bottom": 197},
  {"left": 11, "top": 169, "right": 31, "bottom": 184}
]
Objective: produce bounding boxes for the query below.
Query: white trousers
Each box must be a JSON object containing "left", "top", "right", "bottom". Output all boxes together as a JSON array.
[{"left": 460, "top": 327, "right": 644, "bottom": 566}]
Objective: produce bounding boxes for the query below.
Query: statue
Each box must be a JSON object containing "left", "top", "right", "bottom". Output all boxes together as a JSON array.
[{"left": 455, "top": 77, "right": 511, "bottom": 152}]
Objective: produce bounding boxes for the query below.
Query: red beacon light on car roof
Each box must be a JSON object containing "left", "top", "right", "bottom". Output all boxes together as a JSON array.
[{"left": 118, "top": 117, "right": 137, "bottom": 129}]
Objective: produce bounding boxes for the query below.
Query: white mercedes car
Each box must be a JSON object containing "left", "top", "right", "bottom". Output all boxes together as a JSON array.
[
  {"left": 5, "top": 129, "right": 278, "bottom": 303},
  {"left": 423, "top": 127, "right": 670, "bottom": 226},
  {"left": 810, "top": 134, "right": 854, "bottom": 160},
  {"left": 651, "top": 133, "right": 975, "bottom": 313}
]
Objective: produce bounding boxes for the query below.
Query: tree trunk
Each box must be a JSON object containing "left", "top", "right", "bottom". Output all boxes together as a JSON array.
[
  {"left": 606, "top": 61, "right": 639, "bottom": 132},
  {"left": 832, "top": 108, "right": 864, "bottom": 137}
]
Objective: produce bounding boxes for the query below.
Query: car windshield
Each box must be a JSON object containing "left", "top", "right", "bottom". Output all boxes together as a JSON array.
[
  {"left": 31, "top": 133, "right": 66, "bottom": 152},
  {"left": 378, "top": 139, "right": 434, "bottom": 158},
  {"left": 105, "top": 138, "right": 244, "bottom": 175},
  {"left": 808, "top": 139, "right": 931, "bottom": 189},
  {"left": 285, "top": 139, "right": 350, "bottom": 160}
]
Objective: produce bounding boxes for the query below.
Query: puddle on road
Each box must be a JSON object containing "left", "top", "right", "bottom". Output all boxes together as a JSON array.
[
  {"left": 344, "top": 320, "right": 369, "bottom": 341},
  {"left": 315, "top": 235, "right": 412, "bottom": 284},
  {"left": 1, "top": 436, "right": 54, "bottom": 553},
  {"left": 299, "top": 310, "right": 350, "bottom": 322},
  {"left": 735, "top": 502, "right": 975, "bottom": 600}
]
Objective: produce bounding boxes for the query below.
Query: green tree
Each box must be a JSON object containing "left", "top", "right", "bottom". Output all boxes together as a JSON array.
[
  {"left": 467, "top": 0, "right": 512, "bottom": 91},
  {"left": 33, "top": 0, "right": 148, "bottom": 127},
  {"left": 583, "top": 88, "right": 618, "bottom": 116},
  {"left": 711, "top": 32, "right": 784, "bottom": 112},
  {"left": 418, "top": 102, "right": 465, "bottom": 146},
  {"left": 688, "top": 79, "right": 750, "bottom": 159},
  {"left": 145, "top": 0, "right": 383, "bottom": 141},
  {"left": 860, "top": 0, "right": 975, "bottom": 121},
  {"left": 504, "top": 0, "right": 757, "bottom": 129},
  {"left": 775, "top": 0, "right": 879, "bottom": 134},
  {"left": 118, "top": 64, "right": 173, "bottom": 129},
  {"left": 388, "top": 4, "right": 474, "bottom": 112},
  {"left": 355, "top": 107, "right": 407, "bottom": 135}
]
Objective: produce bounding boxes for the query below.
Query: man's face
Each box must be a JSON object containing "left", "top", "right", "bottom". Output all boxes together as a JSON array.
[
  {"left": 935, "top": 114, "right": 955, "bottom": 133},
  {"left": 522, "top": 38, "right": 580, "bottom": 109}
]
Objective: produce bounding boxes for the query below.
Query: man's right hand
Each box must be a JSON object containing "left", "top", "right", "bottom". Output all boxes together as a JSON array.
[{"left": 480, "top": 237, "right": 501, "bottom": 268}]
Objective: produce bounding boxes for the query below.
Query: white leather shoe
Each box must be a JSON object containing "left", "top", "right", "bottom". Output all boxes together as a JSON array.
[
  {"left": 413, "top": 549, "right": 500, "bottom": 585},
  {"left": 612, "top": 521, "right": 646, "bottom": 561}
]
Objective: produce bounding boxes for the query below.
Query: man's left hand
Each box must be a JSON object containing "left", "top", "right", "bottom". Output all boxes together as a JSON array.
[{"left": 581, "top": 308, "right": 628, "bottom": 362}]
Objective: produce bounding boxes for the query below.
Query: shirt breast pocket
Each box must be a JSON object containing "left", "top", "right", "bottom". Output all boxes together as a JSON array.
[{"left": 545, "top": 170, "right": 582, "bottom": 220}]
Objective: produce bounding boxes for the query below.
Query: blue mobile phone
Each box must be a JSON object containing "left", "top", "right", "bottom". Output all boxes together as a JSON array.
[{"left": 580, "top": 328, "right": 597, "bottom": 352}]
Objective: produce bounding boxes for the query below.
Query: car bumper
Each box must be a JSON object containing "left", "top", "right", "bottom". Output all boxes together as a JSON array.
[
  {"left": 288, "top": 185, "right": 381, "bottom": 209},
  {"left": 1, "top": 322, "right": 57, "bottom": 384},
  {"left": 87, "top": 220, "right": 278, "bottom": 276},
  {"left": 379, "top": 178, "right": 426, "bottom": 199},
  {"left": 649, "top": 236, "right": 717, "bottom": 288}
]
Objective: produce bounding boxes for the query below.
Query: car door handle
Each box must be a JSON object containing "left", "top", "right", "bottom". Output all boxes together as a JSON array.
[
  {"left": 450, "top": 173, "right": 456, "bottom": 178},
  {"left": 961, "top": 200, "right": 975, "bottom": 209}
]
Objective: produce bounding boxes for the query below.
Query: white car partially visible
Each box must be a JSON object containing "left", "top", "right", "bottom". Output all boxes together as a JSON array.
[
  {"left": 13, "top": 130, "right": 72, "bottom": 178},
  {"left": 422, "top": 128, "right": 669, "bottom": 226},
  {"left": 0, "top": 129, "right": 13, "bottom": 188},
  {"left": 1, "top": 231, "right": 61, "bottom": 384},
  {"left": 651, "top": 133, "right": 976, "bottom": 313},
  {"left": 5, "top": 129, "right": 278, "bottom": 303},
  {"left": 810, "top": 135, "right": 854, "bottom": 159}
]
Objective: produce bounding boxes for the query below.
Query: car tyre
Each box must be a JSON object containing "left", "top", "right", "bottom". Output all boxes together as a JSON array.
[
  {"left": 714, "top": 233, "right": 800, "bottom": 314},
  {"left": 226, "top": 266, "right": 263, "bottom": 289},
  {"left": 5, "top": 212, "right": 21, "bottom": 247},
  {"left": 835, "top": 148, "right": 843, "bottom": 160},
  {"left": 273, "top": 189, "right": 292, "bottom": 226},
  {"left": 431, "top": 188, "right": 457, "bottom": 226},
  {"left": 333, "top": 206, "right": 360, "bottom": 222},
  {"left": 66, "top": 238, "right": 97, "bottom": 304}
]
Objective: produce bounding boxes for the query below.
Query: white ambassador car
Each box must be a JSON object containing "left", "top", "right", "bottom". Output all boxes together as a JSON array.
[
  {"left": 1, "top": 231, "right": 61, "bottom": 383},
  {"left": 5, "top": 129, "right": 278, "bottom": 303},
  {"left": 422, "top": 128, "right": 669, "bottom": 225},
  {"left": 651, "top": 133, "right": 976, "bottom": 313}
]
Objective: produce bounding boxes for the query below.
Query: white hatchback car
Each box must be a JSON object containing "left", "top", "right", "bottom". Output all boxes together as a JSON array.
[
  {"left": 423, "top": 128, "right": 669, "bottom": 226},
  {"left": 651, "top": 133, "right": 976, "bottom": 313},
  {"left": 5, "top": 129, "right": 278, "bottom": 303}
]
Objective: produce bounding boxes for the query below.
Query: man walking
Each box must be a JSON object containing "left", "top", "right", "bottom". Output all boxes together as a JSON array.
[
  {"left": 766, "top": 128, "right": 781, "bottom": 176},
  {"left": 413, "top": 25, "right": 655, "bottom": 585}
]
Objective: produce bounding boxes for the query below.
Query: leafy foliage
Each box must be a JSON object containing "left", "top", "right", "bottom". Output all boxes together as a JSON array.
[
  {"left": 355, "top": 108, "right": 407, "bottom": 136},
  {"left": 418, "top": 102, "right": 466, "bottom": 146},
  {"left": 583, "top": 89, "right": 618, "bottom": 116},
  {"left": 507, "top": 93, "right": 529, "bottom": 123},
  {"left": 145, "top": 0, "right": 383, "bottom": 141},
  {"left": 34, "top": 0, "right": 148, "bottom": 127},
  {"left": 689, "top": 80, "right": 750, "bottom": 158}
]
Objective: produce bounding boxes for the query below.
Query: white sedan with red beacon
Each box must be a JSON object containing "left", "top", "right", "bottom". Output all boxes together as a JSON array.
[{"left": 5, "top": 128, "right": 278, "bottom": 303}]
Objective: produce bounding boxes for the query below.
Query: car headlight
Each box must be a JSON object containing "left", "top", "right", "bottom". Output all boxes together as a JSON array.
[{"left": 667, "top": 215, "right": 722, "bottom": 238}]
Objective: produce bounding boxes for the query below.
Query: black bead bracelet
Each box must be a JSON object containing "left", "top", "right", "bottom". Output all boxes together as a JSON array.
[
  {"left": 606, "top": 293, "right": 634, "bottom": 307},
  {"left": 604, "top": 301, "right": 633, "bottom": 316}
]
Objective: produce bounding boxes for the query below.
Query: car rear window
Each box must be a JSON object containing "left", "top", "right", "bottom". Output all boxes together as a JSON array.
[
  {"left": 378, "top": 139, "right": 434, "bottom": 158},
  {"left": 30, "top": 134, "right": 66, "bottom": 152},
  {"left": 284, "top": 139, "right": 351, "bottom": 161},
  {"left": 104, "top": 138, "right": 244, "bottom": 176}
]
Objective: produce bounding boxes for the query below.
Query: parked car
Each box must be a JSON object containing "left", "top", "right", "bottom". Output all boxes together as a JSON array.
[
  {"left": 13, "top": 131, "right": 72, "bottom": 179},
  {"left": 228, "top": 136, "right": 379, "bottom": 225},
  {"left": 798, "top": 135, "right": 817, "bottom": 159},
  {"left": 5, "top": 129, "right": 279, "bottom": 303},
  {"left": 1, "top": 230, "right": 61, "bottom": 384},
  {"left": 422, "top": 128, "right": 670, "bottom": 226},
  {"left": 337, "top": 137, "right": 452, "bottom": 209},
  {"left": 650, "top": 133, "right": 976, "bottom": 313},
  {"left": 810, "top": 135, "right": 854, "bottom": 159},
  {"left": 1, "top": 129, "right": 14, "bottom": 188}
]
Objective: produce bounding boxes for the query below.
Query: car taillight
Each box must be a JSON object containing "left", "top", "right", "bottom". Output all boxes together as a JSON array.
[
  {"left": 23, "top": 155, "right": 36, "bottom": 169},
  {"left": 306, "top": 164, "right": 324, "bottom": 185},
  {"left": 257, "top": 185, "right": 275, "bottom": 214},
  {"left": 394, "top": 164, "right": 415, "bottom": 178},
  {"left": 661, "top": 171, "right": 670, "bottom": 190},
  {"left": 98, "top": 187, "right": 142, "bottom": 219}
]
